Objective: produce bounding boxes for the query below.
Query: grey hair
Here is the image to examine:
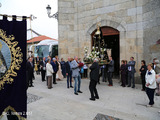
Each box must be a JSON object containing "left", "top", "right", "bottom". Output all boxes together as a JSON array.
[{"left": 53, "top": 58, "right": 56, "bottom": 61}]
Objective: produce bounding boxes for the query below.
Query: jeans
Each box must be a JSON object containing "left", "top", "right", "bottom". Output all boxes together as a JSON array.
[
  {"left": 67, "top": 71, "right": 72, "bottom": 87},
  {"left": 73, "top": 74, "right": 81, "bottom": 93}
]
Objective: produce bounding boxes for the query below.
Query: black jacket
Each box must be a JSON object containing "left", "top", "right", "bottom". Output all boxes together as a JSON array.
[
  {"left": 139, "top": 65, "right": 147, "bottom": 76},
  {"left": 66, "top": 61, "right": 71, "bottom": 74},
  {"left": 90, "top": 62, "right": 99, "bottom": 81},
  {"left": 56, "top": 61, "right": 59, "bottom": 72},
  {"left": 26, "top": 61, "right": 34, "bottom": 80},
  {"left": 39, "top": 61, "right": 46, "bottom": 71}
]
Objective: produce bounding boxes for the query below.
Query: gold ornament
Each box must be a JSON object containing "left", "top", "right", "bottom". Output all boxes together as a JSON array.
[
  {"left": 0, "top": 42, "right": 2, "bottom": 50},
  {"left": 0, "top": 29, "right": 23, "bottom": 90}
]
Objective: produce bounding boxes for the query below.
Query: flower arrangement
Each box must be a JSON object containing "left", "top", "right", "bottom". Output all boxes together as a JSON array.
[
  {"left": 83, "top": 24, "right": 108, "bottom": 64},
  {"left": 83, "top": 46, "right": 108, "bottom": 64}
]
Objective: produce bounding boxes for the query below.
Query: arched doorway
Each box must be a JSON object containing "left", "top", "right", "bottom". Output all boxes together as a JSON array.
[{"left": 91, "top": 26, "right": 120, "bottom": 77}]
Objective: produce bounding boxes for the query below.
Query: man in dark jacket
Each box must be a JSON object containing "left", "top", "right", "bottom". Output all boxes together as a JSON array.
[
  {"left": 65, "top": 57, "right": 73, "bottom": 88},
  {"left": 26, "top": 57, "right": 34, "bottom": 87},
  {"left": 89, "top": 58, "right": 99, "bottom": 101},
  {"left": 40, "top": 57, "right": 46, "bottom": 82},
  {"left": 51, "top": 58, "right": 58, "bottom": 84},
  {"left": 61, "top": 58, "right": 66, "bottom": 78}
]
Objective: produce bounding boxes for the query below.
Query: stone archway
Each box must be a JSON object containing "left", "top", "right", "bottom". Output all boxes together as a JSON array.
[
  {"left": 91, "top": 26, "right": 120, "bottom": 76},
  {"left": 86, "top": 19, "right": 127, "bottom": 63}
]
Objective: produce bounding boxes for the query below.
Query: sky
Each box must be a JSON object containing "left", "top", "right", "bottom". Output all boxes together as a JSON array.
[{"left": 0, "top": 0, "right": 58, "bottom": 39}]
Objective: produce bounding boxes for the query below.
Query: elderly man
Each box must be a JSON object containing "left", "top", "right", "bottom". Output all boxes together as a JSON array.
[
  {"left": 51, "top": 58, "right": 58, "bottom": 84},
  {"left": 26, "top": 57, "right": 34, "bottom": 87},
  {"left": 89, "top": 58, "right": 99, "bottom": 101},
  {"left": 108, "top": 56, "right": 114, "bottom": 86},
  {"left": 71, "top": 56, "right": 82, "bottom": 95},
  {"left": 66, "top": 57, "right": 73, "bottom": 88}
]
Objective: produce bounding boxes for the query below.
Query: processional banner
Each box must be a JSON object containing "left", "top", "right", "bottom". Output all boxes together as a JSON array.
[{"left": 0, "top": 15, "right": 27, "bottom": 120}]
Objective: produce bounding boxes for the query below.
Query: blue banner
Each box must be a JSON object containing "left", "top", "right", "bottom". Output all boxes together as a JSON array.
[{"left": 0, "top": 15, "right": 27, "bottom": 119}]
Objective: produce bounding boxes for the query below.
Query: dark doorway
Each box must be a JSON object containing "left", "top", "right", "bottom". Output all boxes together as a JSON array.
[
  {"left": 104, "top": 35, "right": 120, "bottom": 78},
  {"left": 91, "top": 26, "right": 120, "bottom": 78}
]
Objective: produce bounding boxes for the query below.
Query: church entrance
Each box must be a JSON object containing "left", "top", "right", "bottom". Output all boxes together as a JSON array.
[{"left": 91, "top": 26, "right": 120, "bottom": 78}]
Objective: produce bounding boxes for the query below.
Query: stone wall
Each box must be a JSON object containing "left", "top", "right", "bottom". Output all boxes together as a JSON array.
[
  {"left": 143, "top": 0, "right": 160, "bottom": 63},
  {"left": 58, "top": 0, "right": 160, "bottom": 80},
  {"left": 58, "top": 0, "right": 77, "bottom": 59}
]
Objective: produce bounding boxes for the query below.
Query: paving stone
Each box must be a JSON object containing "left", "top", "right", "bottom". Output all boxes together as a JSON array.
[{"left": 26, "top": 74, "right": 160, "bottom": 120}]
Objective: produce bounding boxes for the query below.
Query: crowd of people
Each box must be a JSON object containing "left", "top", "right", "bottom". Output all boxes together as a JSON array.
[
  {"left": 119, "top": 57, "right": 160, "bottom": 111},
  {"left": 26, "top": 55, "right": 160, "bottom": 107},
  {"left": 26, "top": 56, "right": 86, "bottom": 94}
]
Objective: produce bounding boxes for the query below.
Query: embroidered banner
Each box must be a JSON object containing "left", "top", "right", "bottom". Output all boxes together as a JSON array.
[{"left": 0, "top": 15, "right": 27, "bottom": 119}]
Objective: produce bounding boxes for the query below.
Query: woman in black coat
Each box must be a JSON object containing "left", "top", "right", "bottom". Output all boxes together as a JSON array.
[
  {"left": 139, "top": 60, "right": 147, "bottom": 91},
  {"left": 120, "top": 60, "right": 126, "bottom": 87}
]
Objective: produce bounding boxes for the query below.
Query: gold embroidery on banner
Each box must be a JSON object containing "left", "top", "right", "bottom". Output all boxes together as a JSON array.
[{"left": 0, "top": 29, "right": 23, "bottom": 90}]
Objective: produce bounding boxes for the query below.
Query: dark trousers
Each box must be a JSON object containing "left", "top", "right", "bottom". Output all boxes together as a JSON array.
[
  {"left": 125, "top": 72, "right": 128, "bottom": 85},
  {"left": 146, "top": 87, "right": 155, "bottom": 105},
  {"left": 102, "top": 68, "right": 106, "bottom": 82},
  {"left": 80, "top": 73, "right": 83, "bottom": 78},
  {"left": 53, "top": 73, "right": 56, "bottom": 84},
  {"left": 108, "top": 72, "right": 113, "bottom": 85},
  {"left": 84, "top": 69, "right": 88, "bottom": 78},
  {"left": 128, "top": 71, "right": 135, "bottom": 87},
  {"left": 67, "top": 71, "right": 72, "bottom": 87},
  {"left": 36, "top": 70, "right": 40, "bottom": 75},
  {"left": 121, "top": 74, "right": 126, "bottom": 86},
  {"left": 62, "top": 68, "right": 66, "bottom": 78},
  {"left": 141, "top": 74, "right": 146, "bottom": 90},
  {"left": 89, "top": 80, "right": 99, "bottom": 99},
  {"left": 41, "top": 70, "right": 46, "bottom": 81},
  {"left": 28, "top": 72, "right": 33, "bottom": 86}
]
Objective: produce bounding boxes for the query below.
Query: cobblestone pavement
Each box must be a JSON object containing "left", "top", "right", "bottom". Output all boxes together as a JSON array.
[{"left": 26, "top": 74, "right": 160, "bottom": 120}]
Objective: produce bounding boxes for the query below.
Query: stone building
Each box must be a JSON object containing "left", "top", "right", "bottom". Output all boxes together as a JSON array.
[{"left": 58, "top": 0, "right": 160, "bottom": 77}]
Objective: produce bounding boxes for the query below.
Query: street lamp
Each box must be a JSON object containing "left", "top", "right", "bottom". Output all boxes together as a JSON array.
[{"left": 46, "top": 5, "right": 58, "bottom": 20}]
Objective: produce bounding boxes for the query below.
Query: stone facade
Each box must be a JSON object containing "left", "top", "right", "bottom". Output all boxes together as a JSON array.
[{"left": 58, "top": 0, "right": 160, "bottom": 78}]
